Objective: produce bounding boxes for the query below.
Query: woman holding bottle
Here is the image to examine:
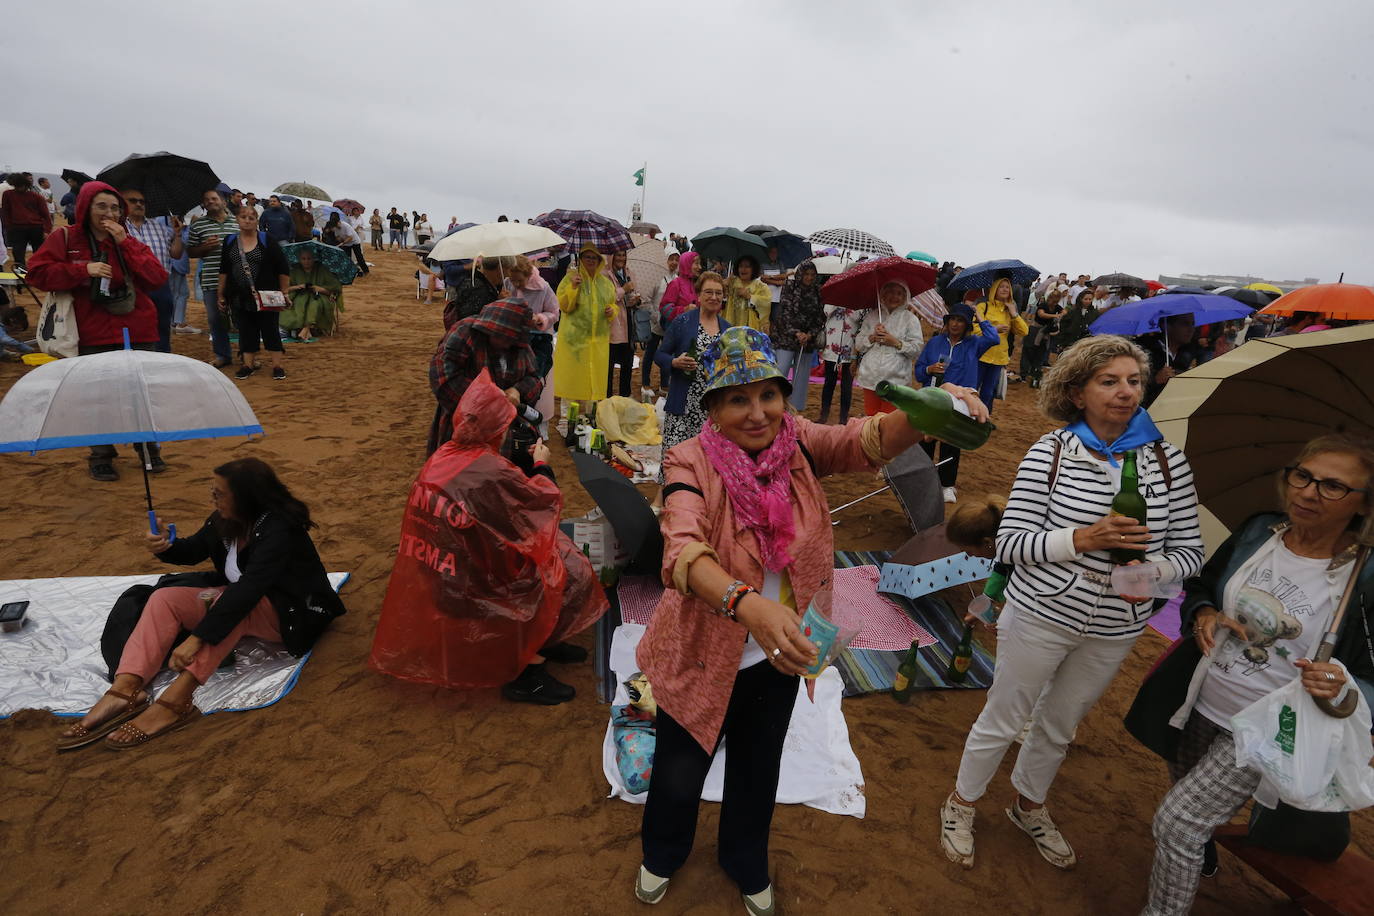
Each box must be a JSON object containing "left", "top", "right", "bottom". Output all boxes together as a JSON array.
[{"left": 938, "top": 334, "right": 1204, "bottom": 872}]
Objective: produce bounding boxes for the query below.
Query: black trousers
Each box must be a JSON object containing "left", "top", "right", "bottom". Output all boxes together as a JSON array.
[
  {"left": 148, "top": 283, "right": 173, "bottom": 353},
  {"left": 640, "top": 333, "right": 662, "bottom": 389},
  {"left": 641, "top": 660, "right": 798, "bottom": 895},
  {"left": 8, "top": 226, "right": 45, "bottom": 267},
  {"left": 347, "top": 243, "right": 369, "bottom": 275},
  {"left": 607, "top": 341, "right": 634, "bottom": 398},
  {"left": 921, "top": 438, "right": 961, "bottom": 487},
  {"left": 819, "top": 360, "right": 853, "bottom": 423},
  {"left": 231, "top": 305, "right": 284, "bottom": 353}
]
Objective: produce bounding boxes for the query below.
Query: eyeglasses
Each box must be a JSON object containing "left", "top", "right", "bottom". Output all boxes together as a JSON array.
[
  {"left": 1283, "top": 466, "right": 1368, "bottom": 501},
  {"left": 90, "top": 202, "right": 122, "bottom": 212},
  {"left": 699, "top": 289, "right": 724, "bottom": 298}
]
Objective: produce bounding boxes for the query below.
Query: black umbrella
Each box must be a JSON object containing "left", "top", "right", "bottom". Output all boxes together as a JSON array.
[
  {"left": 570, "top": 452, "right": 662, "bottom": 574},
  {"left": 744, "top": 224, "right": 780, "bottom": 236},
  {"left": 1216, "top": 287, "right": 1279, "bottom": 308},
  {"left": 883, "top": 444, "right": 944, "bottom": 531},
  {"left": 61, "top": 168, "right": 95, "bottom": 186},
  {"left": 1092, "top": 272, "right": 1149, "bottom": 290},
  {"left": 97, "top": 152, "right": 220, "bottom": 219}
]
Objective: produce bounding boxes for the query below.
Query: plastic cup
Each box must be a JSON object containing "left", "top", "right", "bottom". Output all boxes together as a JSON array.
[
  {"left": 1110, "top": 561, "right": 1182, "bottom": 600},
  {"left": 968, "top": 594, "right": 999, "bottom": 625}
]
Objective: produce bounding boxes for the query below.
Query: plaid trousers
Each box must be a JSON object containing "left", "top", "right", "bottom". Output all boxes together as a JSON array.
[{"left": 1142, "top": 712, "right": 1261, "bottom": 915}]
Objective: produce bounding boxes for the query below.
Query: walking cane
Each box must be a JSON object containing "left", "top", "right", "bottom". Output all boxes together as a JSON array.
[{"left": 1311, "top": 541, "right": 1369, "bottom": 718}]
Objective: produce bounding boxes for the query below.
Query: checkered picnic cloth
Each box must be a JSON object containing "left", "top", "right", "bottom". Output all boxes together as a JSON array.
[
  {"left": 612, "top": 566, "right": 933, "bottom": 652},
  {"left": 532, "top": 210, "right": 633, "bottom": 254}
]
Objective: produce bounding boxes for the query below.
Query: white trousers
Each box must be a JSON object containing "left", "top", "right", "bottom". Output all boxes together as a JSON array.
[{"left": 955, "top": 605, "right": 1139, "bottom": 804}]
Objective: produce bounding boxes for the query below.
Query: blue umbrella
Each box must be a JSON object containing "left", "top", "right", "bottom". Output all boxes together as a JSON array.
[
  {"left": 282, "top": 240, "right": 358, "bottom": 285},
  {"left": 948, "top": 258, "right": 1039, "bottom": 291},
  {"left": 756, "top": 231, "right": 811, "bottom": 268},
  {"left": 1089, "top": 295, "right": 1253, "bottom": 336}
]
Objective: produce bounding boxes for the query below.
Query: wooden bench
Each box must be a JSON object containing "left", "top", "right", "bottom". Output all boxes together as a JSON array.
[{"left": 1215, "top": 824, "right": 1374, "bottom": 916}]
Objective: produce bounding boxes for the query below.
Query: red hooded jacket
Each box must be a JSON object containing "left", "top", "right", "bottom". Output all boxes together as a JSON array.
[{"left": 26, "top": 182, "right": 168, "bottom": 347}]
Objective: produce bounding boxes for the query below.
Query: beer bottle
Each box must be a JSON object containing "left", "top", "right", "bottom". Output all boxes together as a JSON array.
[
  {"left": 1109, "top": 450, "right": 1147, "bottom": 565},
  {"left": 946, "top": 623, "right": 974, "bottom": 683},
  {"left": 873, "top": 380, "right": 994, "bottom": 451},
  {"left": 891, "top": 639, "right": 920, "bottom": 704}
]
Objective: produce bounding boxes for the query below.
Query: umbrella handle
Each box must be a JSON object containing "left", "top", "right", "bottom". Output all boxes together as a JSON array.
[{"left": 147, "top": 511, "right": 177, "bottom": 544}]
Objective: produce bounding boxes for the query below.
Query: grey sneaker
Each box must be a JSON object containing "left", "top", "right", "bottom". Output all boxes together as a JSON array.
[
  {"left": 742, "top": 884, "right": 775, "bottom": 915},
  {"left": 1006, "top": 801, "right": 1077, "bottom": 869},
  {"left": 634, "top": 866, "right": 669, "bottom": 905},
  {"left": 940, "top": 792, "right": 976, "bottom": 868}
]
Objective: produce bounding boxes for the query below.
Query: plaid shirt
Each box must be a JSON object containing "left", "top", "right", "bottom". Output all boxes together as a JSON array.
[
  {"left": 430, "top": 315, "right": 542, "bottom": 415},
  {"left": 126, "top": 216, "right": 176, "bottom": 271}
]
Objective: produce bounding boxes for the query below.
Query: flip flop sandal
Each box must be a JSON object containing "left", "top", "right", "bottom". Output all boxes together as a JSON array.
[
  {"left": 104, "top": 697, "right": 201, "bottom": 751},
  {"left": 56, "top": 688, "right": 150, "bottom": 752}
]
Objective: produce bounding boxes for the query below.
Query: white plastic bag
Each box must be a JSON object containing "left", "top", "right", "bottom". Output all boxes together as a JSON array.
[{"left": 1231, "top": 662, "right": 1374, "bottom": 813}]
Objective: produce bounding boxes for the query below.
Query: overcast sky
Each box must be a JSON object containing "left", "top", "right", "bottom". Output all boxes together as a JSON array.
[{"left": 5, "top": 0, "right": 1371, "bottom": 283}]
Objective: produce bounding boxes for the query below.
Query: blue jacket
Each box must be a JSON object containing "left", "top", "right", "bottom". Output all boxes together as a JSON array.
[
  {"left": 655, "top": 309, "right": 731, "bottom": 416},
  {"left": 260, "top": 206, "right": 295, "bottom": 244},
  {"left": 914, "top": 320, "right": 999, "bottom": 387}
]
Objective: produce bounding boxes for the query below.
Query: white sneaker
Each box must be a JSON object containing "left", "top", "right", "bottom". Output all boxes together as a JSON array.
[
  {"left": 634, "top": 866, "right": 669, "bottom": 904},
  {"left": 640, "top": 387, "right": 655, "bottom": 404},
  {"left": 174, "top": 324, "right": 201, "bottom": 334},
  {"left": 940, "top": 793, "right": 976, "bottom": 868},
  {"left": 942, "top": 486, "right": 958, "bottom": 503},
  {"left": 1006, "top": 801, "right": 1077, "bottom": 869},
  {"left": 742, "top": 884, "right": 775, "bottom": 915}
]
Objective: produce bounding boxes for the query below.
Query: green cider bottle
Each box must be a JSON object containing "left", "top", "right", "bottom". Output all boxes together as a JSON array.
[
  {"left": 946, "top": 623, "right": 974, "bottom": 683},
  {"left": 873, "top": 381, "right": 994, "bottom": 451},
  {"left": 891, "top": 639, "right": 920, "bottom": 704},
  {"left": 1109, "top": 450, "right": 1148, "bottom": 565}
]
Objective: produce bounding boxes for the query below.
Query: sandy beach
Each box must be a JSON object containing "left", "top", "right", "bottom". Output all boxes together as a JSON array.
[{"left": 1, "top": 250, "right": 1367, "bottom": 915}]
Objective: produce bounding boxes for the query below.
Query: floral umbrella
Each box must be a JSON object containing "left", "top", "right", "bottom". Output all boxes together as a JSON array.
[{"left": 274, "top": 181, "right": 330, "bottom": 201}]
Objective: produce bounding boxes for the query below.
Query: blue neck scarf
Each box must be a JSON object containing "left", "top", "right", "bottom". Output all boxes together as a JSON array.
[{"left": 1064, "top": 407, "right": 1162, "bottom": 467}]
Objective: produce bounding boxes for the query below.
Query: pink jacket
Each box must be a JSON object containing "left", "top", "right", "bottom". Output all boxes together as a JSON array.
[{"left": 636, "top": 417, "right": 877, "bottom": 752}]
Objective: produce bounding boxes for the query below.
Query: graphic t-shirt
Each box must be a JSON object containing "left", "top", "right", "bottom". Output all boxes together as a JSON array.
[{"left": 1195, "top": 540, "right": 1338, "bottom": 728}]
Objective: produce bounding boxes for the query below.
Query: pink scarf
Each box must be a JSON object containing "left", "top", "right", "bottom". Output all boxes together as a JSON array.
[{"left": 698, "top": 411, "right": 799, "bottom": 571}]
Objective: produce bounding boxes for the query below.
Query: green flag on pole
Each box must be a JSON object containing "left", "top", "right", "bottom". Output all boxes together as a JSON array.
[{"left": 632, "top": 167, "right": 646, "bottom": 186}]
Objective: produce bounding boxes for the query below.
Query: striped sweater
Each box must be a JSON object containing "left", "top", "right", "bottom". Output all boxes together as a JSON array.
[{"left": 997, "top": 429, "right": 1205, "bottom": 639}]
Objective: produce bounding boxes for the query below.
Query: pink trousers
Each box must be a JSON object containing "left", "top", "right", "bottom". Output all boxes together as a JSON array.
[{"left": 116, "top": 586, "right": 282, "bottom": 685}]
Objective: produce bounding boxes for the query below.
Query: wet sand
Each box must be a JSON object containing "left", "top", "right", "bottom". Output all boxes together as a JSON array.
[{"left": 0, "top": 250, "right": 1365, "bottom": 914}]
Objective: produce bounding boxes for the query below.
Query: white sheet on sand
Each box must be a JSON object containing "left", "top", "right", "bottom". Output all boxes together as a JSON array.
[
  {"left": 601, "top": 624, "right": 866, "bottom": 818},
  {"left": 0, "top": 573, "right": 349, "bottom": 718}
]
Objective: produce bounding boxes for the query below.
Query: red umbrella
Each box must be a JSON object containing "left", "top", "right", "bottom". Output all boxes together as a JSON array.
[
  {"left": 820, "top": 256, "right": 938, "bottom": 310},
  {"left": 332, "top": 198, "right": 363, "bottom": 214}
]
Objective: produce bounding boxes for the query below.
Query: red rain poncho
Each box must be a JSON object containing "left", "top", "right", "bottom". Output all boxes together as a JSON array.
[{"left": 369, "top": 370, "right": 607, "bottom": 687}]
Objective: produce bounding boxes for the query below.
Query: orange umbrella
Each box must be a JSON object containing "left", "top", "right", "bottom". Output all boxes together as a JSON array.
[{"left": 1259, "top": 283, "right": 1374, "bottom": 320}]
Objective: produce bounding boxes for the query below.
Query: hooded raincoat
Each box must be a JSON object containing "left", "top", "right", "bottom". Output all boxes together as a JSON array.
[
  {"left": 658, "top": 250, "right": 699, "bottom": 325},
  {"left": 553, "top": 245, "right": 617, "bottom": 402},
  {"left": 852, "top": 285, "right": 925, "bottom": 392},
  {"left": 973, "top": 278, "right": 1029, "bottom": 368},
  {"left": 369, "top": 370, "right": 607, "bottom": 688},
  {"left": 26, "top": 182, "right": 168, "bottom": 347}
]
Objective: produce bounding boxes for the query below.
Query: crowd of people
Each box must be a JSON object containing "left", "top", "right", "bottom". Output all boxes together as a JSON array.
[{"left": 6, "top": 185, "right": 1371, "bottom": 915}]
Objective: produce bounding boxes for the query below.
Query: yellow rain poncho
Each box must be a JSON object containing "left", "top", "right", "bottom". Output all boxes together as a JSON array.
[
  {"left": 973, "top": 278, "right": 1029, "bottom": 367},
  {"left": 724, "top": 277, "right": 772, "bottom": 330},
  {"left": 554, "top": 245, "right": 617, "bottom": 402}
]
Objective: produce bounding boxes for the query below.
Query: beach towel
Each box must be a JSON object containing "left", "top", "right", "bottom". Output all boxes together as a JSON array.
[
  {"left": 0, "top": 572, "right": 349, "bottom": 718},
  {"left": 602, "top": 624, "right": 866, "bottom": 817}
]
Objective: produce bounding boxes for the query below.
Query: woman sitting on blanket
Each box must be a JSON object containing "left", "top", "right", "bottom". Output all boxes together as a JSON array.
[
  {"left": 280, "top": 248, "right": 342, "bottom": 341},
  {"left": 56, "top": 458, "right": 345, "bottom": 751},
  {"left": 1136, "top": 433, "right": 1374, "bottom": 915},
  {"left": 632, "top": 326, "right": 988, "bottom": 913}
]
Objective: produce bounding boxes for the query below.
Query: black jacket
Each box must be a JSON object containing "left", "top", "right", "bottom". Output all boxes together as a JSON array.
[
  {"left": 219, "top": 232, "right": 290, "bottom": 309},
  {"left": 1140, "top": 335, "right": 1202, "bottom": 407},
  {"left": 156, "top": 512, "right": 345, "bottom": 655}
]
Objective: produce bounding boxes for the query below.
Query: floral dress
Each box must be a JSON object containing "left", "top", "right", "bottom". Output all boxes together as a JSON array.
[
  {"left": 659, "top": 324, "right": 721, "bottom": 482},
  {"left": 822, "top": 306, "right": 868, "bottom": 363}
]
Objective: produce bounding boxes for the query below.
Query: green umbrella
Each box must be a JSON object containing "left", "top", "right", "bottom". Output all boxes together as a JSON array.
[
  {"left": 690, "top": 227, "right": 767, "bottom": 270},
  {"left": 273, "top": 181, "right": 330, "bottom": 201},
  {"left": 906, "top": 250, "right": 938, "bottom": 264},
  {"left": 281, "top": 241, "right": 358, "bottom": 285}
]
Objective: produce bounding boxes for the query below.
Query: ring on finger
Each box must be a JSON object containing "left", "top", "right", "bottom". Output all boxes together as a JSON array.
[{"left": 1324, "top": 671, "right": 1336, "bottom": 682}]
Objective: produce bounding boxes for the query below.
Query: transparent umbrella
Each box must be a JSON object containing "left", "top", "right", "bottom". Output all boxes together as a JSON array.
[{"left": 0, "top": 343, "right": 263, "bottom": 538}]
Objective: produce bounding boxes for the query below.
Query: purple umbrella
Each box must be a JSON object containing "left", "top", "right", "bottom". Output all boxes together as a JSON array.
[{"left": 531, "top": 209, "right": 633, "bottom": 254}]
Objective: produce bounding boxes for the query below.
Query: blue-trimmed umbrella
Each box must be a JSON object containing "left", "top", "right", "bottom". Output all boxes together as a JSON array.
[
  {"left": 0, "top": 338, "right": 263, "bottom": 538},
  {"left": 947, "top": 258, "right": 1039, "bottom": 291},
  {"left": 282, "top": 240, "right": 358, "bottom": 284},
  {"left": 691, "top": 227, "right": 767, "bottom": 268},
  {"left": 531, "top": 209, "right": 633, "bottom": 253},
  {"left": 1089, "top": 294, "right": 1253, "bottom": 336}
]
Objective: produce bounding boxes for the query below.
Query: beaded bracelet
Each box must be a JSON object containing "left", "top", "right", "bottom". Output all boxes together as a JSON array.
[
  {"left": 728, "top": 585, "right": 756, "bottom": 618},
  {"left": 719, "top": 580, "right": 744, "bottom": 619}
]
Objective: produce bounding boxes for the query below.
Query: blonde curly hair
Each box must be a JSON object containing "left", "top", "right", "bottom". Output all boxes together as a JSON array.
[{"left": 1038, "top": 335, "right": 1150, "bottom": 423}]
